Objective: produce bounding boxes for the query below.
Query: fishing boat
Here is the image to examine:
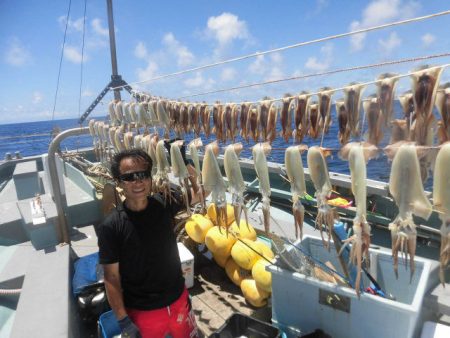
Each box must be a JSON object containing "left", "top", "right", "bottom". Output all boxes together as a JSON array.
[{"left": 1, "top": 1, "right": 450, "bottom": 337}]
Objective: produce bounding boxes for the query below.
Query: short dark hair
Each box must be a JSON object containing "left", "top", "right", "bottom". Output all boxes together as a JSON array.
[{"left": 110, "top": 149, "right": 153, "bottom": 180}]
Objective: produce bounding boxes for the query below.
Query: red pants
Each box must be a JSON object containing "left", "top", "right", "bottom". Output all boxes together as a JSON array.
[{"left": 127, "top": 288, "right": 199, "bottom": 338}]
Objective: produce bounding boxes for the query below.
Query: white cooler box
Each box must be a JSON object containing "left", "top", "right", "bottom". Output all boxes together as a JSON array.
[{"left": 177, "top": 242, "right": 194, "bottom": 289}]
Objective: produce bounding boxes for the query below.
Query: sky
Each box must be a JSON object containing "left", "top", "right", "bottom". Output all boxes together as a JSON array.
[{"left": 0, "top": 0, "right": 449, "bottom": 125}]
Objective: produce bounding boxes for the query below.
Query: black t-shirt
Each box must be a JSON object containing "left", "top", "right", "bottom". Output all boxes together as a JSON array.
[{"left": 97, "top": 192, "right": 185, "bottom": 310}]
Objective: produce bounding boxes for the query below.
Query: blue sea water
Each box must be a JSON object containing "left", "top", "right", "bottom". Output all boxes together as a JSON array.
[{"left": 0, "top": 103, "right": 436, "bottom": 190}]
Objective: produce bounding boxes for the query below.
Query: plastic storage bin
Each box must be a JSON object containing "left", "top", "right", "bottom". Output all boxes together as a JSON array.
[
  {"left": 178, "top": 242, "right": 194, "bottom": 288},
  {"left": 210, "top": 312, "right": 281, "bottom": 338},
  {"left": 267, "top": 236, "right": 438, "bottom": 338}
]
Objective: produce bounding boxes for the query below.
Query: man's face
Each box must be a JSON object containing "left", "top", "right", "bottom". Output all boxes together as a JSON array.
[{"left": 117, "top": 157, "right": 152, "bottom": 201}]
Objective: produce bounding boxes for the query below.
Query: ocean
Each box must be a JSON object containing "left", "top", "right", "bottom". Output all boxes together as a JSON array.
[{"left": 0, "top": 105, "right": 436, "bottom": 190}]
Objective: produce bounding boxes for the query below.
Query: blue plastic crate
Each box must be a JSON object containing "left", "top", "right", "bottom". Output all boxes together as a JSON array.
[{"left": 98, "top": 310, "right": 120, "bottom": 338}]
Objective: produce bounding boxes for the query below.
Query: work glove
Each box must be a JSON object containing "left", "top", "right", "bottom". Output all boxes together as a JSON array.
[
  {"left": 118, "top": 315, "right": 142, "bottom": 338},
  {"left": 164, "top": 138, "right": 193, "bottom": 166}
]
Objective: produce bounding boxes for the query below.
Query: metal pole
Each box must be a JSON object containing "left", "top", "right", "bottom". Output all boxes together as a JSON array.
[
  {"left": 106, "top": 0, "right": 121, "bottom": 101},
  {"left": 48, "top": 127, "right": 90, "bottom": 244}
]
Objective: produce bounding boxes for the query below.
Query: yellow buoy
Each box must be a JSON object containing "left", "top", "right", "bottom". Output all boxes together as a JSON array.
[
  {"left": 185, "top": 214, "right": 214, "bottom": 243},
  {"left": 252, "top": 259, "right": 272, "bottom": 293},
  {"left": 254, "top": 241, "right": 275, "bottom": 260},
  {"left": 207, "top": 203, "right": 235, "bottom": 227},
  {"left": 229, "top": 220, "right": 257, "bottom": 241},
  {"left": 225, "top": 257, "right": 251, "bottom": 286},
  {"left": 231, "top": 238, "right": 262, "bottom": 270},
  {"left": 205, "top": 226, "right": 237, "bottom": 257},
  {"left": 212, "top": 252, "right": 229, "bottom": 268},
  {"left": 240, "top": 278, "right": 270, "bottom": 307}
]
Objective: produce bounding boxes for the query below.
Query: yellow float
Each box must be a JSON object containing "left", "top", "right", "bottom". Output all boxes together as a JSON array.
[
  {"left": 240, "top": 278, "right": 270, "bottom": 307},
  {"left": 251, "top": 258, "right": 273, "bottom": 293},
  {"left": 207, "top": 203, "right": 235, "bottom": 227},
  {"left": 185, "top": 214, "right": 214, "bottom": 243},
  {"left": 224, "top": 257, "right": 251, "bottom": 286},
  {"left": 230, "top": 238, "right": 262, "bottom": 270},
  {"left": 229, "top": 220, "right": 257, "bottom": 241},
  {"left": 205, "top": 226, "right": 237, "bottom": 257}
]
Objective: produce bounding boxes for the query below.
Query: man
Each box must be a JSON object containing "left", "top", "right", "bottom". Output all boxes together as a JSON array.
[{"left": 97, "top": 146, "right": 202, "bottom": 338}]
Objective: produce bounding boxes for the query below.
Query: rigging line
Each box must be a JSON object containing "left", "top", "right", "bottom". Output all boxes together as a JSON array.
[
  {"left": 177, "top": 52, "right": 450, "bottom": 100},
  {"left": 111, "top": 9, "right": 450, "bottom": 91},
  {"left": 178, "top": 63, "right": 450, "bottom": 106},
  {"left": 51, "top": 0, "right": 72, "bottom": 123}
]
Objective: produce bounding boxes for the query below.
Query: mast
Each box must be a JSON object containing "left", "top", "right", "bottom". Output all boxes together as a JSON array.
[
  {"left": 106, "top": 0, "right": 121, "bottom": 101},
  {"left": 78, "top": 0, "right": 132, "bottom": 124}
]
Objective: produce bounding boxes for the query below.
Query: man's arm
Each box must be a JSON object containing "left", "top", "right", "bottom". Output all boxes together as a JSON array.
[
  {"left": 103, "top": 263, "right": 127, "bottom": 320},
  {"left": 186, "top": 163, "right": 210, "bottom": 206}
]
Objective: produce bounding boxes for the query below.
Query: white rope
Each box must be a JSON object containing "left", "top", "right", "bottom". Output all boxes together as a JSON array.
[
  {"left": 112, "top": 9, "right": 450, "bottom": 90},
  {"left": 177, "top": 52, "right": 450, "bottom": 100}
]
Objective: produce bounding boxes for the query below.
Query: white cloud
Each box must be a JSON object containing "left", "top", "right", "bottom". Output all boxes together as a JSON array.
[
  {"left": 267, "top": 67, "right": 284, "bottom": 81},
  {"left": 162, "top": 33, "right": 194, "bottom": 67},
  {"left": 64, "top": 45, "right": 84, "bottom": 63},
  {"left": 206, "top": 12, "right": 250, "bottom": 56},
  {"left": 91, "top": 18, "right": 109, "bottom": 37},
  {"left": 349, "top": 0, "right": 419, "bottom": 51},
  {"left": 134, "top": 41, "right": 148, "bottom": 59},
  {"left": 184, "top": 72, "right": 215, "bottom": 89},
  {"left": 32, "top": 91, "right": 42, "bottom": 104},
  {"left": 221, "top": 67, "right": 237, "bottom": 82},
  {"left": 82, "top": 90, "right": 93, "bottom": 97},
  {"left": 249, "top": 54, "right": 266, "bottom": 75},
  {"left": 304, "top": 43, "right": 333, "bottom": 72},
  {"left": 4, "top": 37, "right": 32, "bottom": 66},
  {"left": 136, "top": 60, "right": 159, "bottom": 82},
  {"left": 378, "top": 32, "right": 401, "bottom": 55},
  {"left": 421, "top": 33, "right": 435, "bottom": 47},
  {"left": 58, "top": 16, "right": 84, "bottom": 33}
]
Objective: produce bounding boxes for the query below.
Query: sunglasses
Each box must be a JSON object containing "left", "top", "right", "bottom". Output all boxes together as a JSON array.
[{"left": 118, "top": 170, "right": 151, "bottom": 182}]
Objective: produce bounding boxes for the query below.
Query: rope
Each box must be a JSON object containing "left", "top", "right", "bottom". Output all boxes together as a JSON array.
[
  {"left": 177, "top": 52, "right": 450, "bottom": 100},
  {"left": 51, "top": 0, "right": 72, "bottom": 122},
  {"left": 111, "top": 9, "right": 450, "bottom": 90}
]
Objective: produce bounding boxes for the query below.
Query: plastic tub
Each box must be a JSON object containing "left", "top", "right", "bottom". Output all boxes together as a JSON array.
[{"left": 268, "top": 236, "right": 438, "bottom": 338}]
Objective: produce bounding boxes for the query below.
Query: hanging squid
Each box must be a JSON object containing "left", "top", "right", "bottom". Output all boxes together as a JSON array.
[
  {"left": 170, "top": 141, "right": 192, "bottom": 216},
  {"left": 247, "top": 104, "right": 259, "bottom": 142},
  {"left": 154, "top": 139, "right": 172, "bottom": 203},
  {"left": 224, "top": 143, "right": 248, "bottom": 226},
  {"left": 386, "top": 142, "right": 432, "bottom": 280},
  {"left": 344, "top": 82, "right": 365, "bottom": 137},
  {"left": 335, "top": 100, "right": 350, "bottom": 145},
  {"left": 253, "top": 143, "right": 272, "bottom": 236},
  {"left": 376, "top": 73, "right": 399, "bottom": 127},
  {"left": 285, "top": 145, "right": 308, "bottom": 240},
  {"left": 266, "top": 102, "right": 278, "bottom": 144},
  {"left": 240, "top": 102, "right": 250, "bottom": 142},
  {"left": 307, "top": 146, "right": 338, "bottom": 249},
  {"left": 308, "top": 102, "right": 320, "bottom": 139},
  {"left": 340, "top": 142, "right": 378, "bottom": 297},
  {"left": 318, "top": 87, "right": 333, "bottom": 134},
  {"left": 435, "top": 83, "right": 450, "bottom": 144},
  {"left": 202, "top": 142, "right": 228, "bottom": 230},
  {"left": 258, "top": 100, "right": 270, "bottom": 141},
  {"left": 433, "top": 142, "right": 450, "bottom": 286},
  {"left": 188, "top": 138, "right": 206, "bottom": 212},
  {"left": 280, "top": 96, "right": 293, "bottom": 143},
  {"left": 410, "top": 65, "right": 443, "bottom": 146},
  {"left": 294, "top": 92, "right": 310, "bottom": 143},
  {"left": 363, "top": 95, "right": 384, "bottom": 146}
]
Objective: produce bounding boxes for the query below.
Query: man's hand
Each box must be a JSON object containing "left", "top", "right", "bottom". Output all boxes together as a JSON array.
[{"left": 118, "top": 316, "right": 142, "bottom": 338}]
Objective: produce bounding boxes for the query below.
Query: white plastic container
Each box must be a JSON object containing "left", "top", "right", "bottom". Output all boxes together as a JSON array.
[
  {"left": 177, "top": 242, "right": 194, "bottom": 289},
  {"left": 267, "top": 236, "right": 437, "bottom": 338}
]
